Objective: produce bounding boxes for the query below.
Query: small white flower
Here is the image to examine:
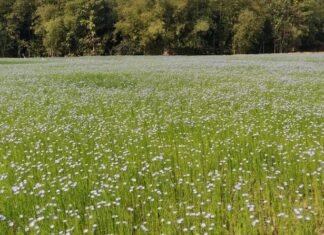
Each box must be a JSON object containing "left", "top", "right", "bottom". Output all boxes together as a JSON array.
[
  {"left": 11, "top": 186, "right": 20, "bottom": 194},
  {"left": 29, "top": 221, "right": 35, "bottom": 228},
  {"left": 177, "top": 218, "right": 184, "bottom": 224},
  {"left": 252, "top": 219, "right": 259, "bottom": 226},
  {"left": 140, "top": 224, "right": 148, "bottom": 232}
]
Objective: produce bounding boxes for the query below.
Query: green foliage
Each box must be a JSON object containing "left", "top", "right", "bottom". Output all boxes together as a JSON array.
[
  {"left": 0, "top": 22, "right": 8, "bottom": 56},
  {"left": 44, "top": 17, "right": 66, "bottom": 56},
  {"left": 270, "top": 0, "right": 308, "bottom": 52},
  {"left": 300, "top": 0, "right": 324, "bottom": 50},
  {"left": 162, "top": 0, "right": 212, "bottom": 54},
  {"left": 233, "top": 9, "right": 264, "bottom": 54},
  {"left": 1, "top": 0, "right": 36, "bottom": 56},
  {"left": 114, "top": 0, "right": 165, "bottom": 54},
  {"left": 0, "top": 0, "right": 323, "bottom": 56},
  {"left": 33, "top": 0, "right": 115, "bottom": 56},
  {"left": 35, "top": 3, "right": 65, "bottom": 56}
]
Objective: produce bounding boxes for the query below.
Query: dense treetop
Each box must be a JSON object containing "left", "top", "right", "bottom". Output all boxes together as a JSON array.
[{"left": 0, "top": 0, "right": 323, "bottom": 57}]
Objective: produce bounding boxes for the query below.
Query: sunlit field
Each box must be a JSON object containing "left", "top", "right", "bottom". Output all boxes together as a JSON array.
[{"left": 0, "top": 54, "right": 323, "bottom": 234}]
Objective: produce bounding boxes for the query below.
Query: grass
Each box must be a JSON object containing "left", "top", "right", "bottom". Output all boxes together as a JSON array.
[
  {"left": 0, "top": 54, "right": 323, "bottom": 234},
  {"left": 0, "top": 59, "right": 40, "bottom": 65}
]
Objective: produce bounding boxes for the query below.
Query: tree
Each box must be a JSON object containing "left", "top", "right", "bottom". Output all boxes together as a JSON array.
[
  {"left": 270, "top": 0, "right": 309, "bottom": 53},
  {"left": 233, "top": 9, "right": 265, "bottom": 54},
  {"left": 6, "top": 0, "right": 37, "bottom": 57},
  {"left": 162, "top": 0, "right": 212, "bottom": 54},
  {"left": 1, "top": 0, "right": 323, "bottom": 57},
  {"left": 0, "top": 0, "right": 14, "bottom": 56},
  {"left": 0, "top": 23, "right": 7, "bottom": 57},
  {"left": 35, "top": 0, "right": 115, "bottom": 56},
  {"left": 35, "top": 2, "right": 66, "bottom": 56},
  {"left": 114, "top": 0, "right": 165, "bottom": 54},
  {"left": 208, "top": 0, "right": 247, "bottom": 54},
  {"left": 64, "top": 0, "right": 115, "bottom": 55},
  {"left": 300, "top": 0, "right": 324, "bottom": 51},
  {"left": 115, "top": 0, "right": 213, "bottom": 55}
]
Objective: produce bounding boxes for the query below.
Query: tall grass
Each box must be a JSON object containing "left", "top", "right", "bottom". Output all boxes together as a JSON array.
[{"left": 0, "top": 54, "right": 323, "bottom": 234}]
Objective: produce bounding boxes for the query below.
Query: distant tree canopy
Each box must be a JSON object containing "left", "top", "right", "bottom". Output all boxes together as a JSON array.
[{"left": 0, "top": 0, "right": 323, "bottom": 56}]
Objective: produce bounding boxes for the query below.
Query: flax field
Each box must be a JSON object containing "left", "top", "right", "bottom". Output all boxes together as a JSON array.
[{"left": 0, "top": 54, "right": 323, "bottom": 234}]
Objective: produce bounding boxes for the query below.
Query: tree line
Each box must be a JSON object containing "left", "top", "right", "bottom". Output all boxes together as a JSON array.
[{"left": 0, "top": 0, "right": 323, "bottom": 57}]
